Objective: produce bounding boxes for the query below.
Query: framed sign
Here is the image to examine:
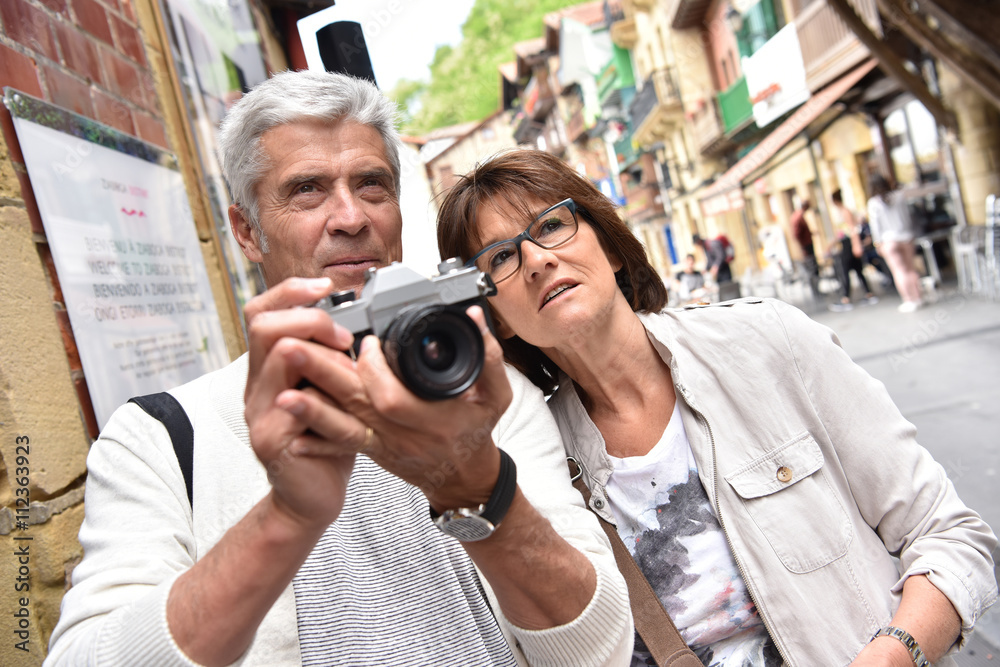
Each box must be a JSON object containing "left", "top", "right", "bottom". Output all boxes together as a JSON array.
[{"left": 6, "top": 89, "right": 229, "bottom": 428}]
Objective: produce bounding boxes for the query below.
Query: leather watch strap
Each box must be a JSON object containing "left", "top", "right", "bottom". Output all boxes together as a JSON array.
[
  {"left": 480, "top": 448, "right": 517, "bottom": 526},
  {"left": 429, "top": 448, "right": 517, "bottom": 527},
  {"left": 568, "top": 458, "right": 701, "bottom": 667}
]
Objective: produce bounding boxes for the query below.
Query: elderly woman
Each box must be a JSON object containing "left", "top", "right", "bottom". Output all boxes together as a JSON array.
[{"left": 437, "top": 149, "right": 997, "bottom": 667}]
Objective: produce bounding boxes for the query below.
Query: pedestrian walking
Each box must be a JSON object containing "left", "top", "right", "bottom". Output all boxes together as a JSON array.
[
  {"left": 828, "top": 189, "right": 877, "bottom": 311},
  {"left": 790, "top": 200, "right": 821, "bottom": 298},
  {"left": 866, "top": 174, "right": 923, "bottom": 312}
]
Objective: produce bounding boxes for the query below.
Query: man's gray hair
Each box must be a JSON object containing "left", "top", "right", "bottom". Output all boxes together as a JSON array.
[{"left": 218, "top": 70, "right": 401, "bottom": 249}]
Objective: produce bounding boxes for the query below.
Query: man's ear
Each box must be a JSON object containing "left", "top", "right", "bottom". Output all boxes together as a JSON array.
[{"left": 229, "top": 204, "right": 263, "bottom": 263}]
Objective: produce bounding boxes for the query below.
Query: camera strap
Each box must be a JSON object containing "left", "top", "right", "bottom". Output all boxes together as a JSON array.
[{"left": 129, "top": 392, "right": 194, "bottom": 508}]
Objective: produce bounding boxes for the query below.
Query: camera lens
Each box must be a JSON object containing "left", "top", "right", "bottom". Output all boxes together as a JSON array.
[
  {"left": 383, "top": 305, "right": 484, "bottom": 401},
  {"left": 419, "top": 334, "right": 457, "bottom": 371}
]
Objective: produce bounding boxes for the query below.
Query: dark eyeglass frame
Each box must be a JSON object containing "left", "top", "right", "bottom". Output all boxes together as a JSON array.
[{"left": 465, "top": 198, "right": 580, "bottom": 284}]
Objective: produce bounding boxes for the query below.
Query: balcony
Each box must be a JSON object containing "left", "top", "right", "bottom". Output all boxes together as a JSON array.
[
  {"left": 630, "top": 68, "right": 683, "bottom": 148},
  {"left": 610, "top": 16, "right": 638, "bottom": 49},
  {"left": 512, "top": 108, "right": 545, "bottom": 145},
  {"left": 795, "top": 0, "right": 880, "bottom": 92},
  {"left": 598, "top": 47, "right": 635, "bottom": 109},
  {"left": 523, "top": 71, "right": 557, "bottom": 122},
  {"left": 668, "top": 0, "right": 713, "bottom": 30},
  {"left": 622, "top": 181, "right": 665, "bottom": 223},
  {"left": 717, "top": 76, "right": 753, "bottom": 134},
  {"left": 689, "top": 97, "right": 726, "bottom": 155},
  {"left": 565, "top": 107, "right": 586, "bottom": 143}
]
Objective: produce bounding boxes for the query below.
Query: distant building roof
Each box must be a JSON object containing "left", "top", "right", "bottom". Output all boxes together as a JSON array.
[
  {"left": 498, "top": 61, "right": 519, "bottom": 83},
  {"left": 421, "top": 120, "right": 482, "bottom": 141},
  {"left": 513, "top": 36, "right": 547, "bottom": 60}
]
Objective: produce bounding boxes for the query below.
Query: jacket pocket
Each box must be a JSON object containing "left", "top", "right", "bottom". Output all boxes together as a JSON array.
[{"left": 725, "top": 432, "right": 852, "bottom": 573}]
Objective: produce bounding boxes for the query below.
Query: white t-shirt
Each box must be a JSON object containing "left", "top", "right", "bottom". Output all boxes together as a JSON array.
[
  {"left": 867, "top": 192, "right": 915, "bottom": 243},
  {"left": 606, "top": 401, "right": 781, "bottom": 667}
]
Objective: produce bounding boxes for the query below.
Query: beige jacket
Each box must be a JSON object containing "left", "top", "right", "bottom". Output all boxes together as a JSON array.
[{"left": 550, "top": 298, "right": 997, "bottom": 666}]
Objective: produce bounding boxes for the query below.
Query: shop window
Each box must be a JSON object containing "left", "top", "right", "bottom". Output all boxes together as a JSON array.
[
  {"left": 884, "top": 101, "right": 942, "bottom": 187},
  {"left": 876, "top": 101, "right": 955, "bottom": 234},
  {"left": 735, "top": 0, "right": 783, "bottom": 58}
]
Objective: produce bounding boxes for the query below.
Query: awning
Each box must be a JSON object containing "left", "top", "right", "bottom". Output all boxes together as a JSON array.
[{"left": 699, "top": 59, "right": 877, "bottom": 217}]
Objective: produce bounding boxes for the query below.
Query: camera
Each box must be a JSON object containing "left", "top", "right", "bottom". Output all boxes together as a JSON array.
[{"left": 314, "top": 258, "right": 497, "bottom": 401}]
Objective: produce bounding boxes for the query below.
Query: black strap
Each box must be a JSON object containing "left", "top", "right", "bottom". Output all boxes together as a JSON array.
[{"left": 129, "top": 393, "right": 194, "bottom": 508}]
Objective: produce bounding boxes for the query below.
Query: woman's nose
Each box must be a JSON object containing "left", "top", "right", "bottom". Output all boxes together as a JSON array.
[{"left": 519, "top": 240, "right": 558, "bottom": 279}]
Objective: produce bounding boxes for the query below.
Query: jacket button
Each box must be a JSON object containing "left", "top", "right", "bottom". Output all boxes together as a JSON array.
[
  {"left": 776, "top": 466, "right": 793, "bottom": 483},
  {"left": 593, "top": 498, "right": 605, "bottom": 510}
]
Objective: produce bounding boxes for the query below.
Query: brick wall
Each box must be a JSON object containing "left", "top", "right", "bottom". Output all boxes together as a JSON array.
[
  {"left": 0, "top": 0, "right": 168, "bottom": 660},
  {"left": 0, "top": 0, "right": 167, "bottom": 150}
]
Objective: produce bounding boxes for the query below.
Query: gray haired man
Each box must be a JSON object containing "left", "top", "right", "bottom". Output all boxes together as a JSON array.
[{"left": 45, "top": 71, "right": 632, "bottom": 666}]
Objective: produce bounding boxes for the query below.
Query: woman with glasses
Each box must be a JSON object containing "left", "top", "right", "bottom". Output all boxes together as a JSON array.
[{"left": 437, "top": 149, "right": 996, "bottom": 667}]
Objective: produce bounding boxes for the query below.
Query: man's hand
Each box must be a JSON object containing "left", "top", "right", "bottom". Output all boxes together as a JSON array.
[
  {"left": 242, "top": 277, "right": 367, "bottom": 530},
  {"left": 285, "top": 305, "right": 513, "bottom": 513},
  {"left": 311, "top": 305, "right": 599, "bottom": 633}
]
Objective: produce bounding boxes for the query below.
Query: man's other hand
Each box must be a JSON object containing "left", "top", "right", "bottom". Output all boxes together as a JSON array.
[{"left": 289, "top": 304, "right": 514, "bottom": 514}]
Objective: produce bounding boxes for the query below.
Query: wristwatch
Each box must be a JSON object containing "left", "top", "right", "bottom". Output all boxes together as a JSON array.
[
  {"left": 430, "top": 449, "right": 517, "bottom": 542},
  {"left": 871, "top": 626, "right": 930, "bottom": 667}
]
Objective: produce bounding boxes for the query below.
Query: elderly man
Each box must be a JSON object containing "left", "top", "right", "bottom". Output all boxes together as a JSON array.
[{"left": 45, "top": 71, "right": 632, "bottom": 666}]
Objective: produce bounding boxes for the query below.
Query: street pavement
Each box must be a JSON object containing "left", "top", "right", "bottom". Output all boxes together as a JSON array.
[{"left": 801, "top": 284, "right": 1000, "bottom": 664}]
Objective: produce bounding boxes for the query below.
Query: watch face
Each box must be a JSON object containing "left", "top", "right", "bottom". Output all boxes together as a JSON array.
[{"left": 437, "top": 514, "right": 495, "bottom": 542}]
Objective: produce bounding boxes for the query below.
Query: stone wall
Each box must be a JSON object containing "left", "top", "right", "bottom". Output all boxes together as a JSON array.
[
  {"left": 939, "top": 65, "right": 1000, "bottom": 226},
  {"left": 0, "top": 0, "right": 243, "bottom": 662}
]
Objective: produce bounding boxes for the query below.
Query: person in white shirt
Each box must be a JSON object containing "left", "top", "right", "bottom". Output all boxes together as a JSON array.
[{"left": 866, "top": 173, "right": 924, "bottom": 312}]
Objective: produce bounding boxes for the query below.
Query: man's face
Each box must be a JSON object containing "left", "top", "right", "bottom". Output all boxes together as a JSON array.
[{"left": 230, "top": 119, "right": 403, "bottom": 295}]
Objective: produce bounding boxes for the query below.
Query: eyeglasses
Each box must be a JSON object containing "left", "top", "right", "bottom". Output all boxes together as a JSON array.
[{"left": 465, "top": 199, "right": 580, "bottom": 284}]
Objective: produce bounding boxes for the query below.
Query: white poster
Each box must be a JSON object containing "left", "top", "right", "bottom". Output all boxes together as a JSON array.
[
  {"left": 742, "top": 23, "right": 810, "bottom": 129},
  {"left": 7, "top": 90, "right": 229, "bottom": 428}
]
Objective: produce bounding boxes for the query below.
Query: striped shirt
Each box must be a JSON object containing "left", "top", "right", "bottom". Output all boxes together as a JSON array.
[{"left": 293, "top": 456, "right": 517, "bottom": 666}]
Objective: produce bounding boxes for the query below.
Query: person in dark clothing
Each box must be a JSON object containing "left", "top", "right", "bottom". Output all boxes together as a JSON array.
[
  {"left": 858, "top": 218, "right": 894, "bottom": 288},
  {"left": 789, "top": 201, "right": 820, "bottom": 298},
  {"left": 692, "top": 234, "right": 732, "bottom": 284},
  {"left": 828, "top": 190, "right": 877, "bottom": 311}
]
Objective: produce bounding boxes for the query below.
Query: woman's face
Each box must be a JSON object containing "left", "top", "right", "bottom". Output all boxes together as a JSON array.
[{"left": 472, "top": 196, "right": 624, "bottom": 351}]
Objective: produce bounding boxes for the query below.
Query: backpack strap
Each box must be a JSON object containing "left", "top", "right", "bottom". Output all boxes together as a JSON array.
[{"left": 129, "top": 392, "right": 194, "bottom": 508}]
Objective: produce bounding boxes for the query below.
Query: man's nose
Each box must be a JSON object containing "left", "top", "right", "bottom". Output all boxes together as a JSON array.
[{"left": 325, "top": 189, "right": 369, "bottom": 235}]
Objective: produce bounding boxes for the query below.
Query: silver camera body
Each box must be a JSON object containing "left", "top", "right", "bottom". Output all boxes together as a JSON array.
[{"left": 314, "top": 258, "right": 496, "bottom": 400}]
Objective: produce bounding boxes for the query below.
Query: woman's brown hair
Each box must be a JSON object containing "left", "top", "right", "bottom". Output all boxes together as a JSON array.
[{"left": 437, "top": 148, "right": 667, "bottom": 393}]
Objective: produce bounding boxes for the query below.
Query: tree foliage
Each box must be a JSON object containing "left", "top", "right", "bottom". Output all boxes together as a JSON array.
[{"left": 394, "top": 0, "right": 585, "bottom": 134}]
